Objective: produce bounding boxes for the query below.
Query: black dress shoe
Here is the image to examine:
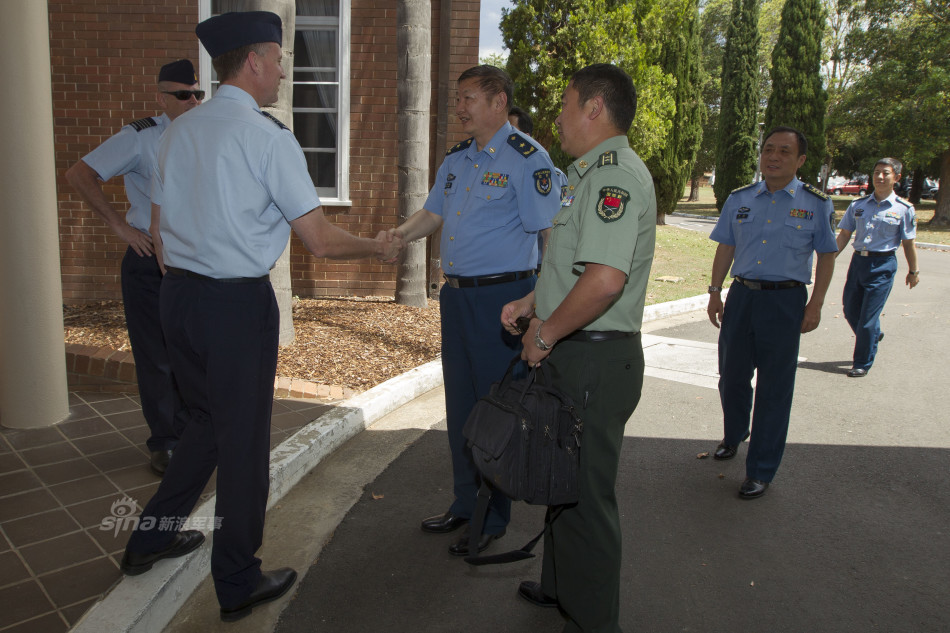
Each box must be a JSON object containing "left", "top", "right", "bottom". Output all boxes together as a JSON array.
[
  {"left": 220, "top": 567, "right": 298, "bottom": 622},
  {"left": 847, "top": 368, "right": 868, "bottom": 378},
  {"left": 713, "top": 431, "right": 751, "bottom": 460},
  {"left": 878, "top": 332, "right": 884, "bottom": 343},
  {"left": 518, "top": 581, "right": 559, "bottom": 608},
  {"left": 420, "top": 511, "right": 468, "bottom": 534},
  {"left": 448, "top": 527, "right": 505, "bottom": 556},
  {"left": 120, "top": 530, "right": 205, "bottom": 575},
  {"left": 738, "top": 478, "right": 769, "bottom": 499},
  {"left": 150, "top": 449, "right": 173, "bottom": 476}
]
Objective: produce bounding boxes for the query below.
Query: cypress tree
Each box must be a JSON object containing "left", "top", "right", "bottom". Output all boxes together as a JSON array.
[
  {"left": 714, "top": 0, "right": 761, "bottom": 210},
  {"left": 763, "top": 0, "right": 828, "bottom": 186},
  {"left": 647, "top": 0, "right": 705, "bottom": 223}
]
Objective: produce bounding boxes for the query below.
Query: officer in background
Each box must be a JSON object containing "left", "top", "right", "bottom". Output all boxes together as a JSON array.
[
  {"left": 119, "top": 11, "right": 401, "bottom": 622},
  {"left": 389, "top": 66, "right": 560, "bottom": 556},
  {"left": 65, "top": 59, "right": 202, "bottom": 476},
  {"left": 502, "top": 63, "right": 656, "bottom": 632},
  {"left": 707, "top": 126, "right": 838, "bottom": 499},
  {"left": 835, "top": 157, "right": 919, "bottom": 377}
]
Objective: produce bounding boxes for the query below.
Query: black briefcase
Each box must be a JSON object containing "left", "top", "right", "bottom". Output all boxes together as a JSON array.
[{"left": 462, "top": 358, "right": 582, "bottom": 565}]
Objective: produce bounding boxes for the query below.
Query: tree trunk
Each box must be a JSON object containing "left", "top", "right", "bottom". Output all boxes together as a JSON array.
[
  {"left": 395, "top": 0, "right": 431, "bottom": 307},
  {"left": 688, "top": 176, "right": 700, "bottom": 201},
  {"left": 242, "top": 0, "right": 296, "bottom": 344},
  {"left": 908, "top": 166, "right": 924, "bottom": 205},
  {"left": 931, "top": 148, "right": 950, "bottom": 227}
]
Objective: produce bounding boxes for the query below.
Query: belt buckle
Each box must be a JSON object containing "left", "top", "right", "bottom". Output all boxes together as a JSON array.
[{"left": 859, "top": 251, "right": 869, "bottom": 257}]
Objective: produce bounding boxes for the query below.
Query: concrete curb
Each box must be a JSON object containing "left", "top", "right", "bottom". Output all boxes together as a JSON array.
[
  {"left": 71, "top": 361, "right": 443, "bottom": 633},
  {"left": 71, "top": 292, "right": 715, "bottom": 633}
]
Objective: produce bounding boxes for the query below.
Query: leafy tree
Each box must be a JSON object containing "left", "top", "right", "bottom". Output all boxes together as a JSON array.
[
  {"left": 647, "top": 0, "right": 704, "bottom": 222},
  {"left": 827, "top": 0, "right": 950, "bottom": 222},
  {"left": 500, "top": 0, "right": 675, "bottom": 168},
  {"left": 713, "top": 0, "right": 760, "bottom": 209},
  {"left": 763, "top": 0, "right": 828, "bottom": 186},
  {"left": 479, "top": 52, "right": 508, "bottom": 68}
]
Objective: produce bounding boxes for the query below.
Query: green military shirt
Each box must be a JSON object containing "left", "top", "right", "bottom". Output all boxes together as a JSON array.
[{"left": 535, "top": 135, "right": 657, "bottom": 332}]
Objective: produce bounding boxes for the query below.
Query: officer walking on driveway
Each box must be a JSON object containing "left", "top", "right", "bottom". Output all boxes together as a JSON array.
[
  {"left": 834, "top": 157, "right": 919, "bottom": 377},
  {"left": 502, "top": 63, "right": 656, "bottom": 633},
  {"left": 389, "top": 66, "right": 561, "bottom": 556},
  {"left": 65, "top": 59, "right": 202, "bottom": 476},
  {"left": 119, "top": 11, "right": 401, "bottom": 622},
  {"left": 706, "top": 126, "right": 838, "bottom": 499}
]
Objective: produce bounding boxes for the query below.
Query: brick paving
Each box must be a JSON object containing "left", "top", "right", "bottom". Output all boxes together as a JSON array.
[{"left": 0, "top": 391, "right": 336, "bottom": 632}]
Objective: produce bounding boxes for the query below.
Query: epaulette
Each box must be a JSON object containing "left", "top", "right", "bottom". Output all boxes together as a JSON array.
[
  {"left": 446, "top": 138, "right": 473, "bottom": 156},
  {"left": 731, "top": 182, "right": 757, "bottom": 194},
  {"left": 128, "top": 117, "right": 158, "bottom": 132},
  {"left": 259, "top": 111, "right": 289, "bottom": 131},
  {"left": 597, "top": 150, "right": 619, "bottom": 168},
  {"left": 506, "top": 132, "right": 539, "bottom": 158},
  {"left": 894, "top": 196, "right": 912, "bottom": 207},
  {"left": 802, "top": 182, "right": 829, "bottom": 200}
]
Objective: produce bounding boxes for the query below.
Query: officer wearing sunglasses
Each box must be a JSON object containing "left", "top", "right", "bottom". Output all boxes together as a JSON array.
[{"left": 65, "top": 59, "right": 202, "bottom": 477}]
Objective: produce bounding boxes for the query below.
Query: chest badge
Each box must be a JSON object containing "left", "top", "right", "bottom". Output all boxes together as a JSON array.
[
  {"left": 789, "top": 208, "right": 814, "bottom": 220},
  {"left": 596, "top": 186, "right": 630, "bottom": 223},
  {"left": 482, "top": 172, "right": 509, "bottom": 187}
]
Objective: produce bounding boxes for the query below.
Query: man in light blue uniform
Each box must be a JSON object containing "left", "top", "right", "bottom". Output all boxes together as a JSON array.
[
  {"left": 391, "top": 66, "right": 561, "bottom": 555},
  {"left": 835, "top": 157, "right": 919, "bottom": 377},
  {"left": 120, "top": 12, "right": 399, "bottom": 622},
  {"left": 707, "top": 126, "right": 837, "bottom": 499},
  {"left": 65, "top": 59, "right": 202, "bottom": 475}
]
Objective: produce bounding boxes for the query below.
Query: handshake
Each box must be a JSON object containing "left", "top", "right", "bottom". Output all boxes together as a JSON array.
[{"left": 374, "top": 228, "right": 408, "bottom": 264}]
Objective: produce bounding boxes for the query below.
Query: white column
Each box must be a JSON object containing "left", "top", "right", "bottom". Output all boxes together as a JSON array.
[{"left": 0, "top": 0, "right": 69, "bottom": 428}]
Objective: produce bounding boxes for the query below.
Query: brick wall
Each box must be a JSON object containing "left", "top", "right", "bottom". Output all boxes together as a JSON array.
[{"left": 50, "top": 0, "right": 480, "bottom": 303}]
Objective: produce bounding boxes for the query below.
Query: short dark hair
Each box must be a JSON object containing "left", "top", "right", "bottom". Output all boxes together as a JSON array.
[
  {"left": 458, "top": 65, "right": 513, "bottom": 109},
  {"left": 875, "top": 157, "right": 902, "bottom": 176},
  {"left": 212, "top": 42, "right": 270, "bottom": 82},
  {"left": 763, "top": 126, "right": 808, "bottom": 157},
  {"left": 569, "top": 64, "right": 637, "bottom": 133},
  {"left": 508, "top": 106, "right": 533, "bottom": 135}
]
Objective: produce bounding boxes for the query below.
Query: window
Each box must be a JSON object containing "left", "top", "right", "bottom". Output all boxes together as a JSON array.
[{"left": 200, "top": 1, "right": 351, "bottom": 204}]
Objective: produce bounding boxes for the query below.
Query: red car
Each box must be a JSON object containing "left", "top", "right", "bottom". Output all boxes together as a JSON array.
[{"left": 826, "top": 179, "right": 868, "bottom": 196}]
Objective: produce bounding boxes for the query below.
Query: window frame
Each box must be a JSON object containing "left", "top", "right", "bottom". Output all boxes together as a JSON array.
[{"left": 197, "top": 1, "right": 351, "bottom": 205}]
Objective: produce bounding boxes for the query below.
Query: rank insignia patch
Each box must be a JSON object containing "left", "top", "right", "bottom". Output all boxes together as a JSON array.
[
  {"left": 445, "top": 173, "right": 456, "bottom": 189},
  {"left": 482, "top": 172, "right": 509, "bottom": 187},
  {"left": 596, "top": 186, "right": 630, "bottom": 222},
  {"left": 534, "top": 169, "right": 553, "bottom": 195},
  {"left": 789, "top": 208, "right": 814, "bottom": 220},
  {"left": 736, "top": 206, "right": 751, "bottom": 219}
]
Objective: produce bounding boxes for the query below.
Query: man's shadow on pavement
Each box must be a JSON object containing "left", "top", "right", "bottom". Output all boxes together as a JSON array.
[{"left": 797, "top": 359, "right": 851, "bottom": 375}]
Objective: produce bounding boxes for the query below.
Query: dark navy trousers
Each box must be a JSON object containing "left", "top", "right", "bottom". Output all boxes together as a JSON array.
[
  {"left": 120, "top": 247, "right": 188, "bottom": 451},
  {"left": 439, "top": 276, "right": 535, "bottom": 535},
  {"left": 842, "top": 253, "right": 897, "bottom": 372},
  {"left": 126, "top": 273, "right": 278, "bottom": 609},
  {"left": 718, "top": 282, "right": 807, "bottom": 482}
]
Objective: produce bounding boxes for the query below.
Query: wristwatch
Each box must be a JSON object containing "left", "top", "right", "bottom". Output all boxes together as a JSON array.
[
  {"left": 707, "top": 285, "right": 722, "bottom": 293},
  {"left": 910, "top": 270, "right": 920, "bottom": 276},
  {"left": 534, "top": 321, "right": 556, "bottom": 351}
]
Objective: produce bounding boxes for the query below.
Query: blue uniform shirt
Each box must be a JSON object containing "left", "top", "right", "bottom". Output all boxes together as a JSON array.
[
  {"left": 82, "top": 114, "right": 169, "bottom": 235},
  {"left": 423, "top": 122, "right": 561, "bottom": 276},
  {"left": 153, "top": 85, "right": 320, "bottom": 278},
  {"left": 838, "top": 192, "right": 916, "bottom": 253},
  {"left": 710, "top": 177, "right": 837, "bottom": 283}
]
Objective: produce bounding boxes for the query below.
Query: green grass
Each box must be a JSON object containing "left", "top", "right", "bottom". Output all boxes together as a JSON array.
[
  {"left": 671, "top": 186, "right": 948, "bottom": 245},
  {"left": 646, "top": 224, "right": 718, "bottom": 305}
]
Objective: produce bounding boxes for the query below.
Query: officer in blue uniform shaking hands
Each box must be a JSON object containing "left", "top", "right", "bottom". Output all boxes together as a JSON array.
[
  {"left": 66, "top": 60, "right": 202, "bottom": 476},
  {"left": 387, "top": 65, "right": 561, "bottom": 556},
  {"left": 834, "top": 157, "right": 919, "bottom": 378},
  {"left": 706, "top": 126, "right": 838, "bottom": 499},
  {"left": 119, "top": 11, "right": 402, "bottom": 622}
]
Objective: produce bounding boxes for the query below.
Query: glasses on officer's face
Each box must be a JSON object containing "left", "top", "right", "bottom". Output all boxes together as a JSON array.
[{"left": 162, "top": 90, "right": 205, "bottom": 101}]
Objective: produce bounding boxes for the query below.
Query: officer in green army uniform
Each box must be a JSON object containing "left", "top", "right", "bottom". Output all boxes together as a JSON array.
[{"left": 501, "top": 63, "right": 657, "bottom": 633}]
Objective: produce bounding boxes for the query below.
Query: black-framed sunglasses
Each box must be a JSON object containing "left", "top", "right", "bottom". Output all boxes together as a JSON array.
[{"left": 162, "top": 90, "right": 205, "bottom": 101}]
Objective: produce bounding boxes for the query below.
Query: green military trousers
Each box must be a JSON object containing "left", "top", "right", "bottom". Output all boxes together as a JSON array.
[{"left": 540, "top": 333, "right": 644, "bottom": 633}]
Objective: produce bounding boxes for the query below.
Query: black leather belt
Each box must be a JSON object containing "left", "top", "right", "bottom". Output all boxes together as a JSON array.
[
  {"left": 856, "top": 250, "right": 895, "bottom": 258},
  {"left": 562, "top": 330, "right": 637, "bottom": 343},
  {"left": 734, "top": 276, "right": 804, "bottom": 290},
  {"left": 443, "top": 270, "right": 535, "bottom": 288},
  {"left": 165, "top": 267, "right": 269, "bottom": 284}
]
